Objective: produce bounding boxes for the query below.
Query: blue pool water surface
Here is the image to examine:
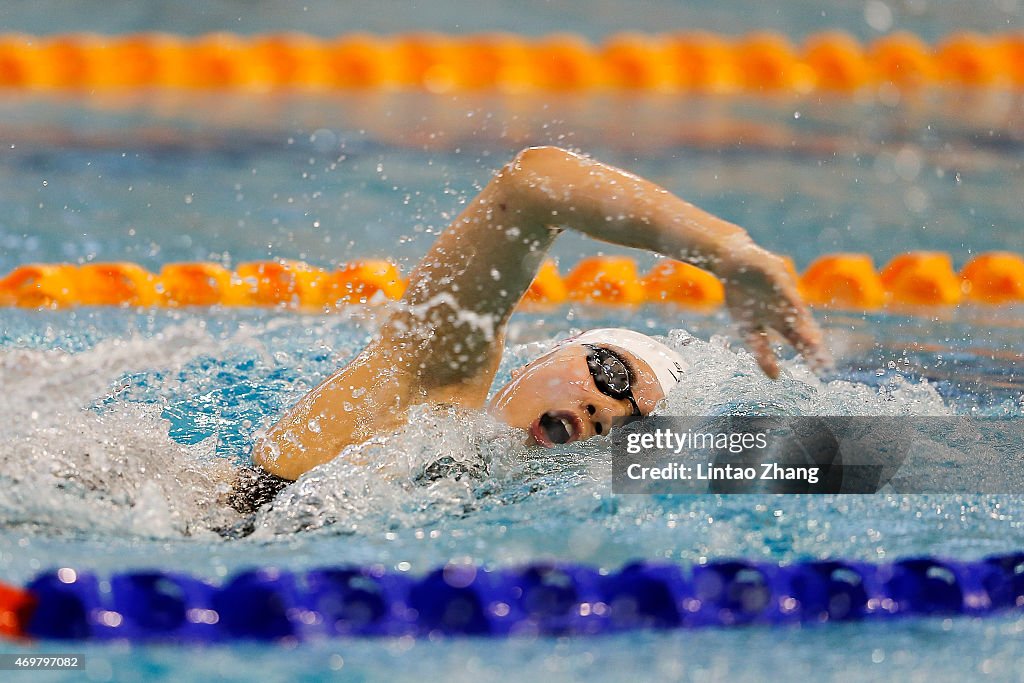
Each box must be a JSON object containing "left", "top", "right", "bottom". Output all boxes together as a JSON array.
[{"left": 2, "top": 4, "right": 1024, "bottom": 682}]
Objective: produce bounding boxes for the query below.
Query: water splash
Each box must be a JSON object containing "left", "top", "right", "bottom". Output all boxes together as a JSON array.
[
  {"left": 0, "top": 323, "right": 242, "bottom": 538},
  {"left": 0, "top": 318, "right": 958, "bottom": 541},
  {"left": 251, "top": 405, "right": 529, "bottom": 538},
  {"left": 660, "top": 330, "right": 952, "bottom": 417}
]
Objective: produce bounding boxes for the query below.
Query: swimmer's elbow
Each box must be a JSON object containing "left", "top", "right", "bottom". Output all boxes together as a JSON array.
[
  {"left": 251, "top": 432, "right": 299, "bottom": 481},
  {"left": 250, "top": 433, "right": 276, "bottom": 472},
  {"left": 511, "top": 145, "right": 572, "bottom": 167},
  {"left": 504, "top": 146, "right": 575, "bottom": 181},
  {"left": 497, "top": 146, "right": 576, "bottom": 209}
]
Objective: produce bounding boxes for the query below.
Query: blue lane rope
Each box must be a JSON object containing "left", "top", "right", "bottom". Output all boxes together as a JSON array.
[{"left": 18, "top": 554, "right": 1024, "bottom": 641}]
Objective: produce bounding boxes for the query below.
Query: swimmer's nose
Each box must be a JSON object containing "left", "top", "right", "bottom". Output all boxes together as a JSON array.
[{"left": 585, "top": 403, "right": 614, "bottom": 437}]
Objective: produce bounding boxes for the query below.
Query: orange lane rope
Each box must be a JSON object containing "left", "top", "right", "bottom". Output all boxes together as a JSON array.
[
  {"left": 1, "top": 252, "right": 1022, "bottom": 310},
  {"left": 0, "top": 31, "right": 1022, "bottom": 93}
]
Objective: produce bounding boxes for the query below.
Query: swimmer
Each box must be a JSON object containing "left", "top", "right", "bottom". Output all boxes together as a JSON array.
[{"left": 227, "top": 146, "right": 828, "bottom": 513}]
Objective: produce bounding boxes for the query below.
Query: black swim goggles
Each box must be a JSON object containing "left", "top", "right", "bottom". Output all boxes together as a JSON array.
[{"left": 583, "top": 344, "right": 642, "bottom": 417}]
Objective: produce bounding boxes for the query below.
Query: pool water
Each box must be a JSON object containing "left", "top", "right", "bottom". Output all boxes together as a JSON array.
[
  {"left": 2, "top": 7, "right": 1024, "bottom": 681},
  {"left": 1, "top": 0, "right": 1021, "bottom": 44},
  {"left": 1, "top": 304, "right": 1022, "bottom": 681},
  {"left": 3, "top": 91, "right": 1024, "bottom": 275}
]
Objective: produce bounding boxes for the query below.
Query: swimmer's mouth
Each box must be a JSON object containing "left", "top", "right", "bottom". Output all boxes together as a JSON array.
[{"left": 530, "top": 411, "right": 584, "bottom": 447}]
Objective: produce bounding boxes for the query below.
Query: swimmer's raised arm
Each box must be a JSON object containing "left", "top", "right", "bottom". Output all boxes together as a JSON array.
[
  {"left": 255, "top": 146, "right": 826, "bottom": 480},
  {"left": 384, "top": 145, "right": 825, "bottom": 385}
]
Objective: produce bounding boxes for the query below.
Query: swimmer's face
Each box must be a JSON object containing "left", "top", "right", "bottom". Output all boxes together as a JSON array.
[{"left": 487, "top": 343, "right": 665, "bottom": 447}]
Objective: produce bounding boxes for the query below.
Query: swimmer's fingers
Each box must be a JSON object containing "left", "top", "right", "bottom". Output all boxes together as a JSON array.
[
  {"left": 742, "top": 325, "right": 780, "bottom": 379},
  {"left": 726, "top": 294, "right": 782, "bottom": 378},
  {"left": 781, "top": 320, "right": 832, "bottom": 375},
  {"left": 777, "top": 301, "right": 833, "bottom": 375},
  {"left": 722, "top": 246, "right": 830, "bottom": 378},
  {"left": 760, "top": 256, "right": 832, "bottom": 375}
]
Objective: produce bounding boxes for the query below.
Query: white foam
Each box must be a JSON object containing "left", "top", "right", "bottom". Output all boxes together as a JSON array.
[
  {"left": 250, "top": 405, "right": 527, "bottom": 538},
  {"left": 0, "top": 321, "right": 954, "bottom": 540},
  {"left": 656, "top": 333, "right": 952, "bottom": 417},
  {"left": 0, "top": 323, "right": 245, "bottom": 538}
]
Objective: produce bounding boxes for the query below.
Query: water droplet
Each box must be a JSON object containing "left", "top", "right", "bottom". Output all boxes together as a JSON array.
[{"left": 865, "top": 0, "right": 894, "bottom": 31}]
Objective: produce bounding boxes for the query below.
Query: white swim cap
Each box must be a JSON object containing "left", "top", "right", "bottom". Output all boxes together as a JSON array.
[{"left": 570, "top": 328, "right": 687, "bottom": 397}]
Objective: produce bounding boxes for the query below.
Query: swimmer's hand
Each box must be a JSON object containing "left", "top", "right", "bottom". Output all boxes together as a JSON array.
[{"left": 719, "top": 244, "right": 830, "bottom": 379}]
